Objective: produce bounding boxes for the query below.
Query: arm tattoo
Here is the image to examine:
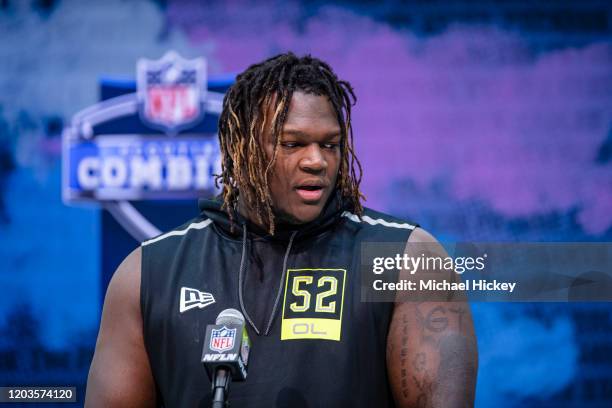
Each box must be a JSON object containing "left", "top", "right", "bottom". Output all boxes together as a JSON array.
[
  {"left": 413, "top": 352, "right": 426, "bottom": 373},
  {"left": 425, "top": 306, "right": 449, "bottom": 333},
  {"left": 394, "top": 303, "right": 476, "bottom": 407}
]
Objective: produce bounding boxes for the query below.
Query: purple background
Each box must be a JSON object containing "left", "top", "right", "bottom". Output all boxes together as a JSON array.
[{"left": 0, "top": 0, "right": 611, "bottom": 406}]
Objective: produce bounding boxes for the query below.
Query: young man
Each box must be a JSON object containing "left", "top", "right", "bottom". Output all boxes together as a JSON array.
[{"left": 85, "top": 53, "right": 477, "bottom": 407}]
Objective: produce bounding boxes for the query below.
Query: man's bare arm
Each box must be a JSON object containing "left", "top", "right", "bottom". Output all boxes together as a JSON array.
[
  {"left": 387, "top": 228, "right": 478, "bottom": 408},
  {"left": 85, "top": 247, "right": 156, "bottom": 407}
]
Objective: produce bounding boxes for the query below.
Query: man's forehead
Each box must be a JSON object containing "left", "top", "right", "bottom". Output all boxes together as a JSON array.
[
  {"left": 285, "top": 92, "right": 338, "bottom": 122},
  {"left": 258, "top": 91, "right": 341, "bottom": 143}
]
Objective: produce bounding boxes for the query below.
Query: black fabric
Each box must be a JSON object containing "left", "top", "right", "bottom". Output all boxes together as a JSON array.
[
  {"left": 198, "top": 190, "right": 350, "bottom": 242},
  {"left": 141, "top": 197, "right": 417, "bottom": 407}
]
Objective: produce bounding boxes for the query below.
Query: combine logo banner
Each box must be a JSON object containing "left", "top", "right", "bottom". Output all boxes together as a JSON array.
[
  {"left": 66, "top": 135, "right": 219, "bottom": 201},
  {"left": 63, "top": 51, "right": 224, "bottom": 203},
  {"left": 137, "top": 51, "right": 206, "bottom": 134},
  {"left": 62, "top": 51, "right": 226, "bottom": 240}
]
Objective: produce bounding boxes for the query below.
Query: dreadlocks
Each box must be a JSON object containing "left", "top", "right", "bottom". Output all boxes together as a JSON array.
[{"left": 216, "top": 52, "right": 364, "bottom": 235}]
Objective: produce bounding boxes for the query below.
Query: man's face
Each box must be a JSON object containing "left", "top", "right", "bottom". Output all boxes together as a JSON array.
[{"left": 263, "top": 91, "right": 342, "bottom": 225}]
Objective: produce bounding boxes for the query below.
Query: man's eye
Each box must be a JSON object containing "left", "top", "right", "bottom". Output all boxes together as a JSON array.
[
  {"left": 281, "top": 142, "right": 298, "bottom": 148},
  {"left": 322, "top": 143, "right": 339, "bottom": 149}
]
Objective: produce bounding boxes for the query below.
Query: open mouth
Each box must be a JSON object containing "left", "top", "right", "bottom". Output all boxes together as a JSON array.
[{"left": 295, "top": 185, "right": 325, "bottom": 202}]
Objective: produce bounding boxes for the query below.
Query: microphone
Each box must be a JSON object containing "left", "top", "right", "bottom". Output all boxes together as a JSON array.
[{"left": 202, "top": 309, "right": 251, "bottom": 407}]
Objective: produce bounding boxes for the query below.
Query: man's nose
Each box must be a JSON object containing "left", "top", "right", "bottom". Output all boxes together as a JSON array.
[{"left": 299, "top": 144, "right": 328, "bottom": 172}]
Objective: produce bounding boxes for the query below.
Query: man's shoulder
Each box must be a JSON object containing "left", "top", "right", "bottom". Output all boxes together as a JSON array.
[
  {"left": 340, "top": 206, "right": 419, "bottom": 232},
  {"left": 140, "top": 214, "right": 213, "bottom": 249}
]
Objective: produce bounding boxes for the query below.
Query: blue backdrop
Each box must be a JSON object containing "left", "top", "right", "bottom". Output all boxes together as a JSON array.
[{"left": 0, "top": 0, "right": 611, "bottom": 406}]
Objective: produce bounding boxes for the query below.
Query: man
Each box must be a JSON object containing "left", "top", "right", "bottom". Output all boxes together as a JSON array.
[{"left": 86, "top": 53, "right": 477, "bottom": 407}]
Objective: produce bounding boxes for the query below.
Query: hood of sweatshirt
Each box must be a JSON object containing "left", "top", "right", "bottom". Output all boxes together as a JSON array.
[{"left": 198, "top": 190, "right": 351, "bottom": 243}]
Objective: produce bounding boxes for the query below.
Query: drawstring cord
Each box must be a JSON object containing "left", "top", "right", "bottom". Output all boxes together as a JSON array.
[
  {"left": 238, "top": 224, "right": 259, "bottom": 335},
  {"left": 238, "top": 223, "right": 298, "bottom": 336},
  {"left": 264, "top": 230, "right": 297, "bottom": 335}
]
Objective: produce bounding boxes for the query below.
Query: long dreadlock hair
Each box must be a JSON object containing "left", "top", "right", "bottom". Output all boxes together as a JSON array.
[{"left": 216, "top": 52, "right": 364, "bottom": 235}]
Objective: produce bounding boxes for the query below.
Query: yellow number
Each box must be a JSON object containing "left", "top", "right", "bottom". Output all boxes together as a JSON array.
[
  {"left": 289, "top": 275, "right": 339, "bottom": 314},
  {"left": 290, "top": 276, "right": 313, "bottom": 312},
  {"left": 315, "top": 276, "right": 338, "bottom": 313}
]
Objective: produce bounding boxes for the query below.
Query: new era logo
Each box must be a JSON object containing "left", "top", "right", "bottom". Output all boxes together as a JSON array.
[{"left": 180, "top": 287, "right": 215, "bottom": 313}]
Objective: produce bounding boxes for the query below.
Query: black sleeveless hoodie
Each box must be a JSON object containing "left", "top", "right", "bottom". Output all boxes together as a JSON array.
[{"left": 140, "top": 195, "right": 417, "bottom": 407}]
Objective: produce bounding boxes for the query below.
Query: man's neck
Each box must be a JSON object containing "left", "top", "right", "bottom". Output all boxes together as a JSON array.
[{"left": 236, "top": 196, "right": 303, "bottom": 232}]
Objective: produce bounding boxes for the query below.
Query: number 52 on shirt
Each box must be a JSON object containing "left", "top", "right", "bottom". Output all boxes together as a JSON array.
[{"left": 281, "top": 269, "right": 346, "bottom": 341}]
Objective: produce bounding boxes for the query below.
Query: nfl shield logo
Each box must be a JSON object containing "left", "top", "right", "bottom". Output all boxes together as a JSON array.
[
  {"left": 137, "top": 51, "right": 207, "bottom": 134},
  {"left": 210, "top": 326, "right": 236, "bottom": 353}
]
